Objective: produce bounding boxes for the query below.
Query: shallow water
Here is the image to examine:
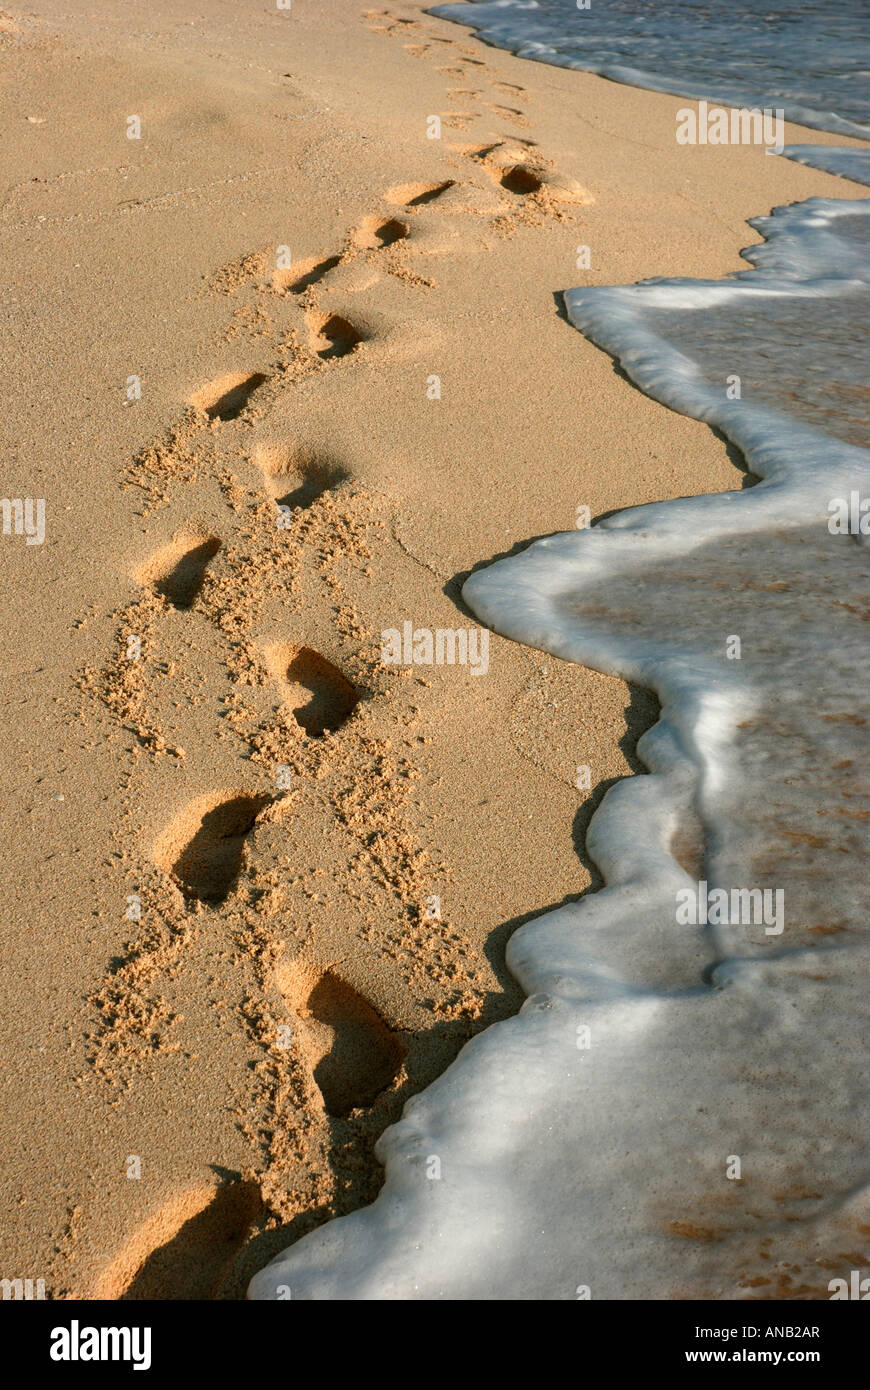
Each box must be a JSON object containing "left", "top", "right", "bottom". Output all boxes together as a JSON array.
[
  {"left": 432, "top": 0, "right": 870, "bottom": 138},
  {"left": 784, "top": 144, "right": 870, "bottom": 187}
]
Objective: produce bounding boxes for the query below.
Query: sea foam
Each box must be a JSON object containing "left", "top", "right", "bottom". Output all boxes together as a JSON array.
[{"left": 783, "top": 145, "right": 870, "bottom": 187}]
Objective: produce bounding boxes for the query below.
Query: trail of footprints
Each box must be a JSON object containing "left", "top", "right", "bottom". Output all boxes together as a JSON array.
[
  {"left": 363, "top": 6, "right": 594, "bottom": 209},
  {"left": 99, "top": 5, "right": 594, "bottom": 1297},
  {"left": 110, "top": 181, "right": 433, "bottom": 1290},
  {"left": 97, "top": 957, "right": 409, "bottom": 1298}
]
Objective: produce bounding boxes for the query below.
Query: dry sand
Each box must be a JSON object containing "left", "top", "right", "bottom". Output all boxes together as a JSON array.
[{"left": 0, "top": 0, "right": 863, "bottom": 1298}]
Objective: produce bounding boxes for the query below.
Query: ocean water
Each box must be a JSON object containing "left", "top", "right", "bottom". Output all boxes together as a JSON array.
[
  {"left": 431, "top": 0, "right": 870, "bottom": 138},
  {"left": 249, "top": 10, "right": 870, "bottom": 1301},
  {"left": 783, "top": 144, "right": 870, "bottom": 187}
]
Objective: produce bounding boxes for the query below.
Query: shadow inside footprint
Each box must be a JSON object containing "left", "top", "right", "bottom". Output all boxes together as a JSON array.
[
  {"left": 154, "top": 537, "right": 221, "bottom": 608},
  {"left": 255, "top": 442, "right": 349, "bottom": 512},
  {"left": 192, "top": 371, "right": 268, "bottom": 421},
  {"left": 156, "top": 791, "right": 272, "bottom": 902},
  {"left": 97, "top": 1181, "right": 263, "bottom": 1301},
  {"left": 274, "top": 471, "right": 344, "bottom": 510},
  {"left": 499, "top": 164, "right": 542, "bottom": 195},
  {"left": 309, "top": 313, "right": 363, "bottom": 361},
  {"left": 274, "top": 255, "right": 341, "bottom": 294},
  {"left": 136, "top": 533, "right": 221, "bottom": 610},
  {"left": 283, "top": 967, "right": 406, "bottom": 1117},
  {"left": 265, "top": 644, "right": 359, "bottom": 736},
  {"left": 373, "top": 217, "right": 409, "bottom": 246},
  {"left": 387, "top": 180, "right": 455, "bottom": 208},
  {"left": 353, "top": 216, "right": 410, "bottom": 249}
]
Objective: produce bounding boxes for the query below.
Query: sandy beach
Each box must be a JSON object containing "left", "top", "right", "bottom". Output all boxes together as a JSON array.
[{"left": 0, "top": 0, "right": 864, "bottom": 1299}]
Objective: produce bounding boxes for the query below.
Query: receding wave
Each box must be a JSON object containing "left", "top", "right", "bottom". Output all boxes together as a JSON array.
[{"left": 784, "top": 145, "right": 870, "bottom": 186}]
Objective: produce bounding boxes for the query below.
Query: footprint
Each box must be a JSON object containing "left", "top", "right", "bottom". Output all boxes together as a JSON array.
[
  {"left": 492, "top": 81, "right": 526, "bottom": 94},
  {"left": 457, "top": 141, "right": 505, "bottom": 161},
  {"left": 485, "top": 102, "right": 530, "bottom": 127},
  {"left": 279, "top": 964, "right": 405, "bottom": 1117},
  {"left": 478, "top": 151, "right": 591, "bottom": 205},
  {"left": 442, "top": 112, "right": 477, "bottom": 131},
  {"left": 263, "top": 644, "right": 359, "bottom": 737},
  {"left": 93, "top": 1181, "right": 263, "bottom": 1300},
  {"left": 403, "top": 43, "right": 429, "bottom": 58},
  {"left": 272, "top": 254, "right": 341, "bottom": 294},
  {"left": 352, "top": 215, "right": 410, "bottom": 250},
  {"left": 154, "top": 790, "right": 272, "bottom": 903},
  {"left": 190, "top": 371, "right": 269, "bottom": 422},
  {"left": 498, "top": 163, "right": 544, "bottom": 195},
  {"left": 254, "top": 442, "right": 348, "bottom": 511},
  {"left": 135, "top": 530, "right": 221, "bottom": 610},
  {"left": 386, "top": 180, "right": 455, "bottom": 208},
  {"left": 306, "top": 311, "right": 364, "bottom": 361}
]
